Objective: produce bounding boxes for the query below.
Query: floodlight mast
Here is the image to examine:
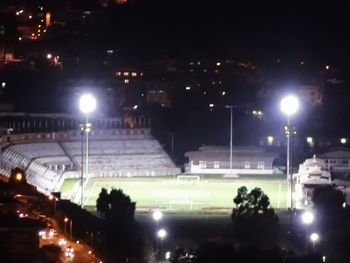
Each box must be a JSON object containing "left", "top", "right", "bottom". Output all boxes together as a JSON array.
[
  {"left": 280, "top": 95, "right": 300, "bottom": 209},
  {"left": 78, "top": 94, "right": 97, "bottom": 208}
]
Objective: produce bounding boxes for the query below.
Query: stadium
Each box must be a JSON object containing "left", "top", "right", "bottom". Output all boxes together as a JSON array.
[{"left": 0, "top": 113, "right": 287, "bottom": 212}]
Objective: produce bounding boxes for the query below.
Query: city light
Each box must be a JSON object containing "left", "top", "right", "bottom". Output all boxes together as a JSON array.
[
  {"left": 152, "top": 210, "right": 163, "bottom": 222},
  {"left": 165, "top": 251, "right": 171, "bottom": 260},
  {"left": 306, "top": 137, "right": 313, "bottom": 144},
  {"left": 310, "top": 232, "right": 320, "bottom": 242},
  {"left": 157, "top": 229, "right": 167, "bottom": 239},
  {"left": 340, "top": 138, "right": 347, "bottom": 144},
  {"left": 79, "top": 94, "right": 97, "bottom": 114},
  {"left": 301, "top": 210, "right": 315, "bottom": 225},
  {"left": 267, "top": 136, "right": 274, "bottom": 145},
  {"left": 64, "top": 217, "right": 69, "bottom": 223},
  {"left": 46, "top": 53, "right": 53, "bottom": 59},
  {"left": 48, "top": 194, "right": 54, "bottom": 200},
  {"left": 16, "top": 173, "right": 23, "bottom": 181},
  {"left": 185, "top": 86, "right": 191, "bottom": 90},
  {"left": 280, "top": 95, "right": 300, "bottom": 116},
  {"left": 209, "top": 103, "right": 214, "bottom": 108}
]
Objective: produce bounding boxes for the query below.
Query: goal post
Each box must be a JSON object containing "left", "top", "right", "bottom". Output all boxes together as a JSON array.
[
  {"left": 169, "top": 200, "right": 193, "bottom": 210},
  {"left": 176, "top": 175, "right": 201, "bottom": 184}
]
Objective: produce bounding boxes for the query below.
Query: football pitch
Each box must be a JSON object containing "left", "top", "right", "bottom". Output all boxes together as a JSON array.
[{"left": 61, "top": 175, "right": 288, "bottom": 211}]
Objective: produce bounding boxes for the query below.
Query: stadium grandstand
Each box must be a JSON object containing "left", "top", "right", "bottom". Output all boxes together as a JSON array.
[{"left": 0, "top": 113, "right": 180, "bottom": 195}]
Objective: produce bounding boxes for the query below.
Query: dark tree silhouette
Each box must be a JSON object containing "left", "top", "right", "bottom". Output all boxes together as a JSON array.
[
  {"left": 108, "top": 188, "right": 136, "bottom": 222},
  {"left": 232, "top": 187, "right": 279, "bottom": 245},
  {"left": 96, "top": 188, "right": 109, "bottom": 216}
]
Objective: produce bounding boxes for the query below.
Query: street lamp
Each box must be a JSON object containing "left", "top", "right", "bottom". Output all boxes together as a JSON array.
[
  {"left": 157, "top": 228, "right": 167, "bottom": 250},
  {"left": 310, "top": 232, "right": 320, "bottom": 251},
  {"left": 153, "top": 210, "right": 163, "bottom": 222},
  {"left": 280, "top": 95, "right": 300, "bottom": 209},
  {"left": 209, "top": 103, "right": 240, "bottom": 175},
  {"left": 78, "top": 93, "right": 97, "bottom": 207},
  {"left": 301, "top": 210, "right": 315, "bottom": 225}
]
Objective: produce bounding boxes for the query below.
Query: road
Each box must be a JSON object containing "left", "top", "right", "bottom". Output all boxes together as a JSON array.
[{"left": 39, "top": 218, "right": 102, "bottom": 263}]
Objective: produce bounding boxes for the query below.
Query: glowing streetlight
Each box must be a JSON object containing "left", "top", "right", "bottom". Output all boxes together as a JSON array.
[
  {"left": 301, "top": 210, "right": 315, "bottom": 225},
  {"left": 46, "top": 53, "right": 52, "bottom": 59},
  {"left": 152, "top": 210, "right": 163, "bottom": 222},
  {"left": 280, "top": 95, "right": 300, "bottom": 209},
  {"left": 340, "top": 138, "right": 347, "bottom": 144},
  {"left": 78, "top": 93, "right": 97, "bottom": 208},
  {"left": 310, "top": 232, "right": 320, "bottom": 251},
  {"left": 157, "top": 229, "right": 167, "bottom": 239},
  {"left": 267, "top": 136, "right": 274, "bottom": 145},
  {"left": 165, "top": 251, "right": 171, "bottom": 260},
  {"left": 15, "top": 173, "right": 23, "bottom": 181},
  {"left": 306, "top": 137, "right": 313, "bottom": 144}
]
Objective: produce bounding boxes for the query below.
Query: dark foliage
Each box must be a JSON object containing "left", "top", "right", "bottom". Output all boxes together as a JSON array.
[{"left": 232, "top": 186, "right": 279, "bottom": 245}]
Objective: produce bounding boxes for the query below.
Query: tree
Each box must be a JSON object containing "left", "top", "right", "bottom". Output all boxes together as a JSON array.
[
  {"left": 108, "top": 188, "right": 136, "bottom": 222},
  {"left": 231, "top": 187, "right": 279, "bottom": 245},
  {"left": 312, "top": 185, "right": 345, "bottom": 214},
  {"left": 96, "top": 188, "right": 109, "bottom": 216}
]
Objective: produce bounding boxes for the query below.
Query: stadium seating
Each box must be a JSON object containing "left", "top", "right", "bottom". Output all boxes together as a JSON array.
[{"left": 0, "top": 129, "right": 180, "bottom": 194}]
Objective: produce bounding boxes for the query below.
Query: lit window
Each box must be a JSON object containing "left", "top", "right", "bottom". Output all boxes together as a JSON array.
[
  {"left": 203, "top": 91, "right": 207, "bottom": 95},
  {"left": 131, "top": 72, "right": 137, "bottom": 77},
  {"left": 185, "top": 86, "right": 191, "bottom": 90},
  {"left": 221, "top": 91, "right": 226, "bottom": 96},
  {"left": 140, "top": 72, "right": 144, "bottom": 76},
  {"left": 124, "top": 79, "right": 129, "bottom": 84},
  {"left": 216, "top": 62, "right": 221, "bottom": 66},
  {"left": 116, "top": 72, "right": 121, "bottom": 76},
  {"left": 123, "top": 72, "right": 129, "bottom": 76}
]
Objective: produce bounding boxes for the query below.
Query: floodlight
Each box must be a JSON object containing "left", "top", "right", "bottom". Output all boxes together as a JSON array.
[
  {"left": 280, "top": 95, "right": 300, "bottom": 116},
  {"left": 79, "top": 94, "right": 97, "bottom": 114}
]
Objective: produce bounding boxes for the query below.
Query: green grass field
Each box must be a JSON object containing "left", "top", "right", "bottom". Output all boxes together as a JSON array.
[{"left": 61, "top": 175, "right": 288, "bottom": 211}]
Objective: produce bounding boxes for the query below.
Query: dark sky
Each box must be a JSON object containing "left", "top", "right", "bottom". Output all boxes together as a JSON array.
[{"left": 105, "top": 0, "right": 350, "bottom": 65}]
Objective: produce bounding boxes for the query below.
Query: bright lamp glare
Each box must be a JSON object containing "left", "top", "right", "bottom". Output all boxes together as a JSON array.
[
  {"left": 157, "top": 229, "right": 167, "bottom": 239},
  {"left": 280, "top": 95, "right": 300, "bottom": 116},
  {"left": 301, "top": 211, "right": 315, "bottom": 225},
  {"left": 152, "top": 210, "right": 163, "bottom": 222},
  {"left": 310, "top": 232, "right": 320, "bottom": 242},
  {"left": 79, "top": 94, "right": 97, "bottom": 114}
]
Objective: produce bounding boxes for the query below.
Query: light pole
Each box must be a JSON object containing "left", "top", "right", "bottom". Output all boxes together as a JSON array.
[
  {"left": 301, "top": 210, "right": 315, "bottom": 253},
  {"left": 78, "top": 93, "right": 97, "bottom": 208},
  {"left": 310, "top": 232, "right": 320, "bottom": 252},
  {"left": 157, "top": 228, "right": 167, "bottom": 251},
  {"left": 209, "top": 104, "right": 240, "bottom": 175},
  {"left": 280, "top": 95, "right": 300, "bottom": 209},
  {"left": 152, "top": 210, "right": 163, "bottom": 250}
]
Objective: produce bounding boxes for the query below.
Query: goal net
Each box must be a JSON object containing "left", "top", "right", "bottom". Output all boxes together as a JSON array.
[
  {"left": 176, "top": 175, "right": 201, "bottom": 184},
  {"left": 169, "top": 200, "right": 193, "bottom": 210}
]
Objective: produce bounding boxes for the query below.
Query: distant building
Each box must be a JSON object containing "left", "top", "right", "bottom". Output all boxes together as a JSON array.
[
  {"left": 293, "top": 156, "right": 331, "bottom": 208},
  {"left": 318, "top": 147, "right": 350, "bottom": 173},
  {"left": 185, "top": 146, "right": 279, "bottom": 175}
]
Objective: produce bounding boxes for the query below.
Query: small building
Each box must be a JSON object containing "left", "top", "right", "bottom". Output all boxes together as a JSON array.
[
  {"left": 185, "top": 146, "right": 279, "bottom": 175},
  {"left": 293, "top": 156, "right": 331, "bottom": 209},
  {"left": 317, "top": 147, "right": 350, "bottom": 173}
]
